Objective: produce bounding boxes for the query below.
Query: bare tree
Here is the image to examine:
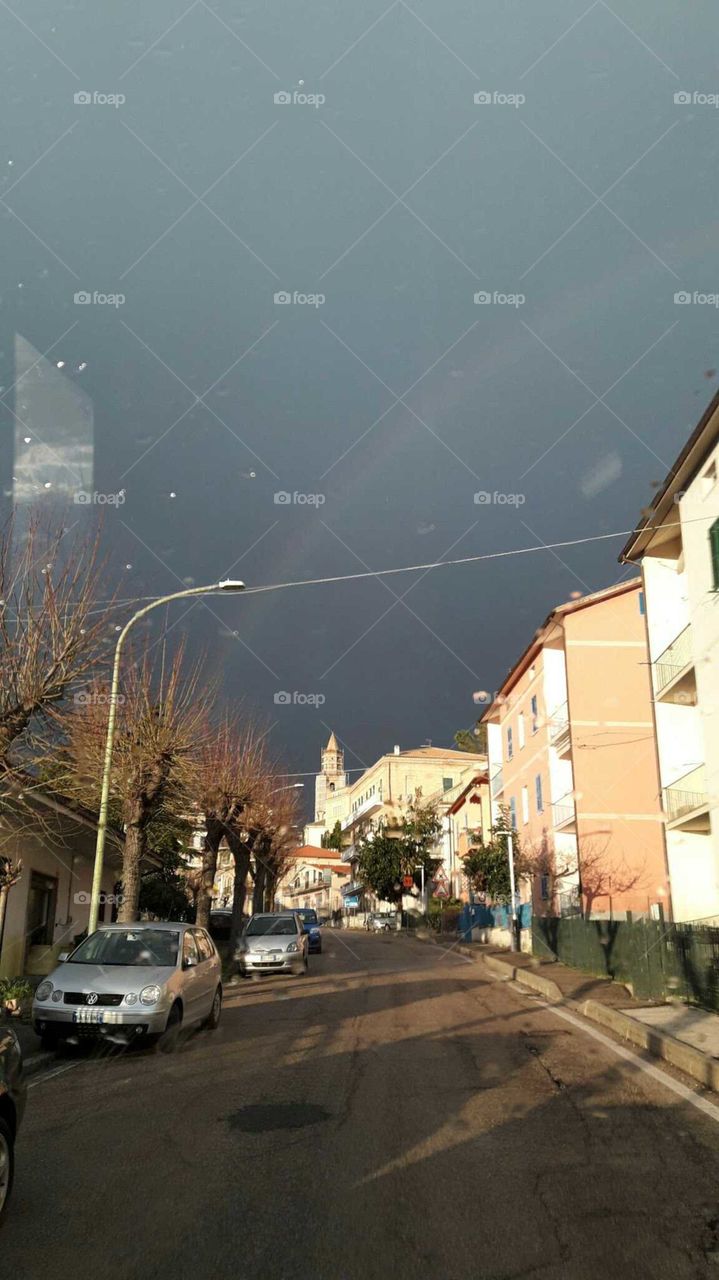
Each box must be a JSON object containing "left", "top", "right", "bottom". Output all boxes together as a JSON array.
[
  {"left": 187, "top": 716, "right": 270, "bottom": 929},
  {"left": 0, "top": 855, "right": 22, "bottom": 958},
  {"left": 0, "top": 512, "right": 112, "bottom": 780},
  {"left": 61, "top": 644, "right": 214, "bottom": 921}
]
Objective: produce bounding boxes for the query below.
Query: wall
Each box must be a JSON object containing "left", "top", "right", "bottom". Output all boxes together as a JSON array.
[
  {"left": 563, "top": 585, "right": 670, "bottom": 918},
  {"left": 1, "top": 806, "right": 119, "bottom": 978}
]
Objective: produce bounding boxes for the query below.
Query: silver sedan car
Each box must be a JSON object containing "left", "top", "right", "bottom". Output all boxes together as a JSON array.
[
  {"left": 236, "top": 912, "right": 308, "bottom": 977},
  {"left": 32, "top": 922, "right": 222, "bottom": 1052}
]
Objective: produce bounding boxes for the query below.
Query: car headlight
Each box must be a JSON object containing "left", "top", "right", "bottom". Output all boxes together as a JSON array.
[
  {"left": 124, "top": 993, "right": 138, "bottom": 1005},
  {"left": 286, "top": 942, "right": 299, "bottom": 953},
  {"left": 35, "top": 980, "right": 53, "bottom": 1002},
  {"left": 139, "top": 985, "right": 162, "bottom": 1006},
  {"left": 51, "top": 989, "right": 63, "bottom": 1003},
  {"left": 310, "top": 927, "right": 320, "bottom": 934}
]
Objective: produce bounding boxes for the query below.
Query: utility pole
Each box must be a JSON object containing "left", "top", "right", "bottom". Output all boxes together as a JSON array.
[{"left": 507, "top": 827, "right": 519, "bottom": 953}]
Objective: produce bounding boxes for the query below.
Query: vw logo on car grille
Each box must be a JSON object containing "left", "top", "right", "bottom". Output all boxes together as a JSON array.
[{"left": 86, "top": 992, "right": 99, "bottom": 1006}]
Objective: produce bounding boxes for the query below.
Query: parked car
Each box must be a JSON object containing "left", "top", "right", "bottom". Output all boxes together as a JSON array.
[
  {"left": 369, "top": 913, "right": 398, "bottom": 932},
  {"left": 208, "top": 909, "right": 233, "bottom": 940},
  {"left": 0, "top": 1024, "right": 26, "bottom": 1226},
  {"left": 291, "top": 908, "right": 322, "bottom": 953},
  {"left": 32, "top": 922, "right": 222, "bottom": 1053},
  {"left": 236, "top": 913, "right": 308, "bottom": 977}
]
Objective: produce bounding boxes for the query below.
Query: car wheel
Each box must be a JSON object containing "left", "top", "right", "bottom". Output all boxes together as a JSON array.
[
  {"left": 294, "top": 957, "right": 308, "bottom": 977},
  {"left": 156, "top": 1002, "right": 182, "bottom": 1054},
  {"left": 0, "top": 1116, "right": 14, "bottom": 1225},
  {"left": 205, "top": 986, "right": 222, "bottom": 1030},
  {"left": 384, "top": 924, "right": 391, "bottom": 932}
]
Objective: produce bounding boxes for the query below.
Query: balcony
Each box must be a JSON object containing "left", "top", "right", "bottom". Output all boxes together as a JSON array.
[
  {"left": 551, "top": 793, "right": 576, "bottom": 831},
  {"left": 341, "top": 791, "right": 383, "bottom": 831},
  {"left": 653, "top": 625, "right": 696, "bottom": 704},
  {"left": 548, "top": 702, "right": 571, "bottom": 757},
  {"left": 664, "top": 765, "right": 710, "bottom": 831},
  {"left": 341, "top": 843, "right": 359, "bottom": 864},
  {"left": 490, "top": 767, "right": 504, "bottom": 799}
]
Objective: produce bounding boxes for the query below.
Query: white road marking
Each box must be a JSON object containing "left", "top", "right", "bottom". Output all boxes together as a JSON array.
[
  {"left": 27, "top": 1060, "right": 82, "bottom": 1089},
  {"left": 537, "top": 1000, "right": 719, "bottom": 1125}
]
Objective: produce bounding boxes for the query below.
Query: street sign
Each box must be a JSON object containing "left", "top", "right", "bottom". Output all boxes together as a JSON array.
[{"left": 432, "top": 881, "right": 450, "bottom": 899}]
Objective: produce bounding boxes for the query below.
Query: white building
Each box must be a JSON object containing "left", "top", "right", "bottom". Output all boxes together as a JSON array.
[{"left": 621, "top": 391, "right": 719, "bottom": 921}]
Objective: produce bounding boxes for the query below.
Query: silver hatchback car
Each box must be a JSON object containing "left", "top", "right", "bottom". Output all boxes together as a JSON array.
[
  {"left": 236, "top": 912, "right": 308, "bottom": 977},
  {"left": 32, "top": 922, "right": 222, "bottom": 1052}
]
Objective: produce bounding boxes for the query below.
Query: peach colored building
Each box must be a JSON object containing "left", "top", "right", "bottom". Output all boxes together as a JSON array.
[{"left": 481, "top": 581, "right": 671, "bottom": 921}]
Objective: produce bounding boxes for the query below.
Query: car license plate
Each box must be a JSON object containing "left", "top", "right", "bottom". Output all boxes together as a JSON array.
[{"left": 73, "top": 1008, "right": 105, "bottom": 1024}]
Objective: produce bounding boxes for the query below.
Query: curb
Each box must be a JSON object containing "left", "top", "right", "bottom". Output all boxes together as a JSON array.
[
  {"left": 479, "top": 953, "right": 564, "bottom": 1003},
  {"left": 581, "top": 1000, "right": 719, "bottom": 1093}
]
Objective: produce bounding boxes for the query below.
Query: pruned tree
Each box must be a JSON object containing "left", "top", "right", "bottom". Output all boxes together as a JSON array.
[
  {"left": 0, "top": 855, "right": 22, "bottom": 957},
  {"left": 60, "top": 643, "right": 214, "bottom": 922},
  {"left": 0, "top": 512, "right": 112, "bottom": 783},
  {"left": 187, "top": 716, "right": 270, "bottom": 931}
]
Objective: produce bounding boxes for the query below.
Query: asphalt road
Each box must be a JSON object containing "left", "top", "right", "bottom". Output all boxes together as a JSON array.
[{"left": 5, "top": 931, "right": 719, "bottom": 1279}]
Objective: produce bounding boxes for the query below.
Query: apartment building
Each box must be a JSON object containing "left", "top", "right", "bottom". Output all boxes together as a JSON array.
[
  {"left": 481, "top": 581, "right": 670, "bottom": 920},
  {"left": 305, "top": 735, "right": 487, "bottom": 916},
  {"left": 621, "top": 391, "right": 719, "bottom": 922},
  {"left": 275, "top": 857, "right": 349, "bottom": 916}
]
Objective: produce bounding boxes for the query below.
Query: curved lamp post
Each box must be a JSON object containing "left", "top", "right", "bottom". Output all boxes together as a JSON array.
[{"left": 87, "top": 579, "right": 246, "bottom": 933}]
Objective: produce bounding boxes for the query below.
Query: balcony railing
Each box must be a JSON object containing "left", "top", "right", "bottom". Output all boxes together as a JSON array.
[
  {"left": 663, "top": 765, "right": 708, "bottom": 824},
  {"left": 654, "top": 625, "right": 694, "bottom": 698},
  {"left": 490, "top": 767, "right": 504, "bottom": 798},
  {"left": 551, "top": 793, "right": 576, "bottom": 830},
  {"left": 341, "top": 843, "right": 358, "bottom": 864},
  {"left": 548, "top": 701, "right": 569, "bottom": 739}
]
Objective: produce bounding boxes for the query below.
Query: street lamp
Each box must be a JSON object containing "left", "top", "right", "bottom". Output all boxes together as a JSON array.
[
  {"left": 87, "top": 579, "right": 245, "bottom": 933},
  {"left": 269, "top": 783, "right": 304, "bottom": 795}
]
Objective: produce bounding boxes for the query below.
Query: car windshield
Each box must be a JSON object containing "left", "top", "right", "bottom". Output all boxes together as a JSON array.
[
  {"left": 246, "top": 916, "right": 297, "bottom": 936},
  {"left": 296, "top": 911, "right": 318, "bottom": 924},
  {"left": 67, "top": 929, "right": 180, "bottom": 967}
]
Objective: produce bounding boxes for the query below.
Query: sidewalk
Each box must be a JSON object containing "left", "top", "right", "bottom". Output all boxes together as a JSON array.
[{"left": 415, "top": 931, "right": 719, "bottom": 1093}]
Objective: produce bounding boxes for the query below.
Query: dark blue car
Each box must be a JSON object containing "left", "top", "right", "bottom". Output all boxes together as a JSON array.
[{"left": 293, "top": 909, "right": 322, "bottom": 954}]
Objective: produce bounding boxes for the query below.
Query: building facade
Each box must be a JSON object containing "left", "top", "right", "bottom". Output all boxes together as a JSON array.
[
  {"left": 482, "top": 581, "right": 670, "bottom": 921},
  {"left": 621, "top": 391, "right": 719, "bottom": 922}
]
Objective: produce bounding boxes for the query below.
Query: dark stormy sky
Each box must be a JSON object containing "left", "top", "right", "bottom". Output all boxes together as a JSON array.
[{"left": 1, "top": 1, "right": 717, "bottom": 801}]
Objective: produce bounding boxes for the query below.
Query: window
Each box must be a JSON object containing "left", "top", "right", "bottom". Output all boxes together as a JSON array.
[
  {"left": 535, "top": 775, "right": 544, "bottom": 813},
  {"left": 194, "top": 930, "right": 213, "bottom": 961},
  {"left": 540, "top": 875, "right": 549, "bottom": 901},
  {"left": 711, "top": 517, "right": 719, "bottom": 591},
  {"left": 638, "top": 590, "right": 645, "bottom": 615},
  {"left": 442, "top": 776, "right": 453, "bottom": 791},
  {"left": 509, "top": 797, "right": 517, "bottom": 830},
  {"left": 507, "top": 726, "right": 513, "bottom": 759},
  {"left": 521, "top": 787, "right": 529, "bottom": 825},
  {"left": 183, "top": 931, "right": 199, "bottom": 967},
  {"left": 530, "top": 695, "right": 538, "bottom": 733},
  {"left": 518, "top": 712, "right": 525, "bottom": 750}
]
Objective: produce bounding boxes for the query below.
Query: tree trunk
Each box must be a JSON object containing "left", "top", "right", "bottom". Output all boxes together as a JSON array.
[
  {"left": 196, "top": 818, "right": 222, "bottom": 928},
  {"left": 228, "top": 845, "right": 251, "bottom": 958},
  {"left": 264, "top": 873, "right": 276, "bottom": 912},
  {"left": 0, "top": 884, "right": 9, "bottom": 958},
  {"left": 117, "top": 825, "right": 144, "bottom": 922},
  {"left": 252, "top": 849, "right": 267, "bottom": 915}
]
